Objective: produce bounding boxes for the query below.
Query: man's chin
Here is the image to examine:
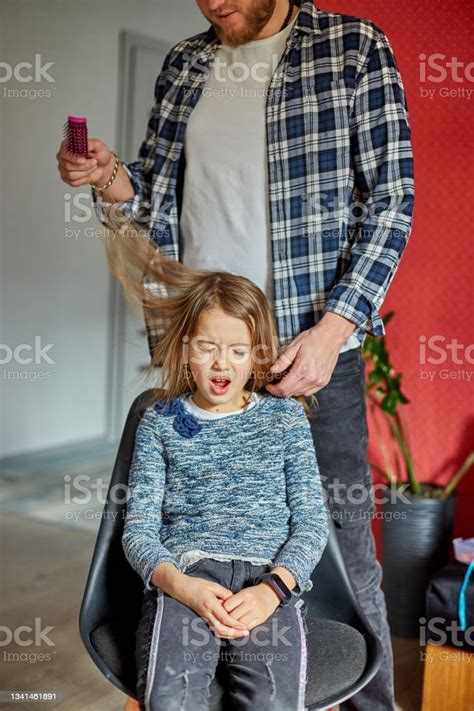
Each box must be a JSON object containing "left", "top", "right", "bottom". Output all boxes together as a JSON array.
[
  {"left": 219, "top": 34, "right": 243, "bottom": 48},
  {"left": 212, "top": 19, "right": 258, "bottom": 48},
  {"left": 216, "top": 30, "right": 255, "bottom": 47}
]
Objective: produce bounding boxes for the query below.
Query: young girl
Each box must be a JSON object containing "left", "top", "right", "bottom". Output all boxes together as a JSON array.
[{"left": 101, "top": 221, "right": 329, "bottom": 711}]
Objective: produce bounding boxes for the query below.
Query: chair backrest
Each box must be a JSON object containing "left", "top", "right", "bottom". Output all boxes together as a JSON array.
[
  {"left": 79, "top": 390, "right": 382, "bottom": 701},
  {"left": 79, "top": 391, "right": 153, "bottom": 696}
]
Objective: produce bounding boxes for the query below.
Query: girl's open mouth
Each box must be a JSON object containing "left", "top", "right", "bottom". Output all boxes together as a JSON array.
[{"left": 210, "top": 378, "right": 231, "bottom": 395}]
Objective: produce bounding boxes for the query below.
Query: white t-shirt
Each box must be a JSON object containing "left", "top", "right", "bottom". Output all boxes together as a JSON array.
[{"left": 180, "top": 13, "right": 360, "bottom": 353}]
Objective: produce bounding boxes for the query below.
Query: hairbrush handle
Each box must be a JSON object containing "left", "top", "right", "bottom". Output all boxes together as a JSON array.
[{"left": 63, "top": 115, "right": 89, "bottom": 158}]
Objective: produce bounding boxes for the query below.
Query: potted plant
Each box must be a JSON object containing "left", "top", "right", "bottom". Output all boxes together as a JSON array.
[{"left": 361, "top": 312, "right": 474, "bottom": 637}]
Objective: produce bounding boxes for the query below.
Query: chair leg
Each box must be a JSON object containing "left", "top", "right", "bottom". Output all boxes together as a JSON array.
[{"left": 123, "top": 697, "right": 140, "bottom": 711}]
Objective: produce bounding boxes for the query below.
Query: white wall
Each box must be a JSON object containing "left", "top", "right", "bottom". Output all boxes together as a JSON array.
[{"left": 0, "top": 0, "right": 206, "bottom": 457}]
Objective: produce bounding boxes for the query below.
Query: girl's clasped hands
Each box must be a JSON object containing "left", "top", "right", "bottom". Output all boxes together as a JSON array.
[{"left": 175, "top": 573, "right": 282, "bottom": 638}]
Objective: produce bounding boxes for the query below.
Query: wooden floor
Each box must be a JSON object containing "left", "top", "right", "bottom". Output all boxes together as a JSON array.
[
  {"left": 0, "top": 463, "right": 424, "bottom": 711},
  {"left": 1, "top": 510, "right": 126, "bottom": 711}
]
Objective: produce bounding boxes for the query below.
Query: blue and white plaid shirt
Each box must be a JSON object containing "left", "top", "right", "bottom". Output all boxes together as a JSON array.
[{"left": 93, "top": 0, "right": 414, "bottom": 356}]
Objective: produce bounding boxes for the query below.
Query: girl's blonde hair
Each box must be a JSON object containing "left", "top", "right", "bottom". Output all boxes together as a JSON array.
[{"left": 100, "top": 213, "right": 317, "bottom": 418}]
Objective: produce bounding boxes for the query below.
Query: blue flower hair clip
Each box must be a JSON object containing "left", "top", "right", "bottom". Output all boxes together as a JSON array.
[{"left": 154, "top": 398, "right": 202, "bottom": 439}]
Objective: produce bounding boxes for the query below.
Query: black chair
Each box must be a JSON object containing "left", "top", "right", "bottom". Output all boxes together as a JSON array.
[{"left": 79, "top": 390, "right": 383, "bottom": 710}]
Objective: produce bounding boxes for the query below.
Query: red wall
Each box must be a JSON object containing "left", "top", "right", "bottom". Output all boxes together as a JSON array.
[{"left": 321, "top": 0, "right": 474, "bottom": 548}]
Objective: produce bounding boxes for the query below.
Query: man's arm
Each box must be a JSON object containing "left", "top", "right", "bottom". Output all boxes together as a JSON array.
[
  {"left": 92, "top": 49, "right": 173, "bottom": 229},
  {"left": 323, "top": 30, "right": 415, "bottom": 337},
  {"left": 92, "top": 155, "right": 135, "bottom": 204}
]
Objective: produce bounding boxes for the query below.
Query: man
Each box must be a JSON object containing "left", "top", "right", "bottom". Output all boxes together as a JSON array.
[{"left": 57, "top": 1, "right": 414, "bottom": 707}]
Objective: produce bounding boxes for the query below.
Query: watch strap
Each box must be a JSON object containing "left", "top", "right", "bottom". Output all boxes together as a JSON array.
[{"left": 256, "top": 572, "right": 292, "bottom": 606}]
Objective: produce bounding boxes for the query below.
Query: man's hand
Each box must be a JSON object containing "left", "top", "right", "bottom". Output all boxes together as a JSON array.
[
  {"left": 221, "top": 583, "right": 282, "bottom": 631},
  {"left": 56, "top": 138, "right": 114, "bottom": 188},
  {"left": 265, "top": 312, "right": 357, "bottom": 397}
]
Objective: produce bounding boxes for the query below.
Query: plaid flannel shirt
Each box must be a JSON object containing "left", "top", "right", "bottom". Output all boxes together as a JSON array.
[{"left": 93, "top": 0, "right": 414, "bottom": 358}]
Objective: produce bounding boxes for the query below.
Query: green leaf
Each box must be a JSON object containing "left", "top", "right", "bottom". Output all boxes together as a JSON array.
[{"left": 382, "top": 311, "right": 395, "bottom": 326}]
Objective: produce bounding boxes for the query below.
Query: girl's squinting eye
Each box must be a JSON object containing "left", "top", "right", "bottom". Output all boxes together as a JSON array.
[{"left": 196, "top": 344, "right": 249, "bottom": 360}]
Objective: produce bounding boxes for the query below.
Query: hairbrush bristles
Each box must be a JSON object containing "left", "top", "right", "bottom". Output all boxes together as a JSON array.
[{"left": 63, "top": 115, "right": 89, "bottom": 158}]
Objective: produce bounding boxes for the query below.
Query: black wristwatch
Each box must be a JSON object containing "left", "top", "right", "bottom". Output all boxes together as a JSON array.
[{"left": 255, "top": 572, "right": 292, "bottom": 606}]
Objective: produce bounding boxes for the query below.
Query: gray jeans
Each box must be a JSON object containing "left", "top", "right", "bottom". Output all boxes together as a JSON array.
[
  {"left": 135, "top": 558, "right": 309, "bottom": 711},
  {"left": 305, "top": 345, "right": 395, "bottom": 711}
]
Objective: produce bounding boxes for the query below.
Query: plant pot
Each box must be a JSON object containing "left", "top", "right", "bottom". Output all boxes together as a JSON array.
[{"left": 381, "top": 484, "right": 457, "bottom": 638}]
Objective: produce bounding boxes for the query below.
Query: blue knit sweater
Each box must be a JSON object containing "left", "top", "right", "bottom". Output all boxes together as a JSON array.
[{"left": 122, "top": 391, "right": 329, "bottom": 594}]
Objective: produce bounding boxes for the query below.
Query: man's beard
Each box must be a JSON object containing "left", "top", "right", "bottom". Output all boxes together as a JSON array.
[{"left": 209, "top": 0, "right": 278, "bottom": 47}]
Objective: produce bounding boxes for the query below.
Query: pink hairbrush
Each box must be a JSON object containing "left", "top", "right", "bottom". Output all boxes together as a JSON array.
[{"left": 63, "top": 115, "right": 89, "bottom": 158}]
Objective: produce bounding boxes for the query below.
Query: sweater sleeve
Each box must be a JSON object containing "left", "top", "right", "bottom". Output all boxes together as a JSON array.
[
  {"left": 122, "top": 406, "right": 180, "bottom": 590},
  {"left": 272, "top": 400, "right": 329, "bottom": 593}
]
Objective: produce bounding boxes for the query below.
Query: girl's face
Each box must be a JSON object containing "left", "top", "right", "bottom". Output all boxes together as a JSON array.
[{"left": 187, "top": 307, "right": 254, "bottom": 412}]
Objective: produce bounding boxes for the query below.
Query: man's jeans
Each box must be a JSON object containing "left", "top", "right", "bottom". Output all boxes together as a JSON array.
[
  {"left": 135, "top": 558, "right": 309, "bottom": 711},
  {"left": 305, "top": 345, "right": 395, "bottom": 711}
]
